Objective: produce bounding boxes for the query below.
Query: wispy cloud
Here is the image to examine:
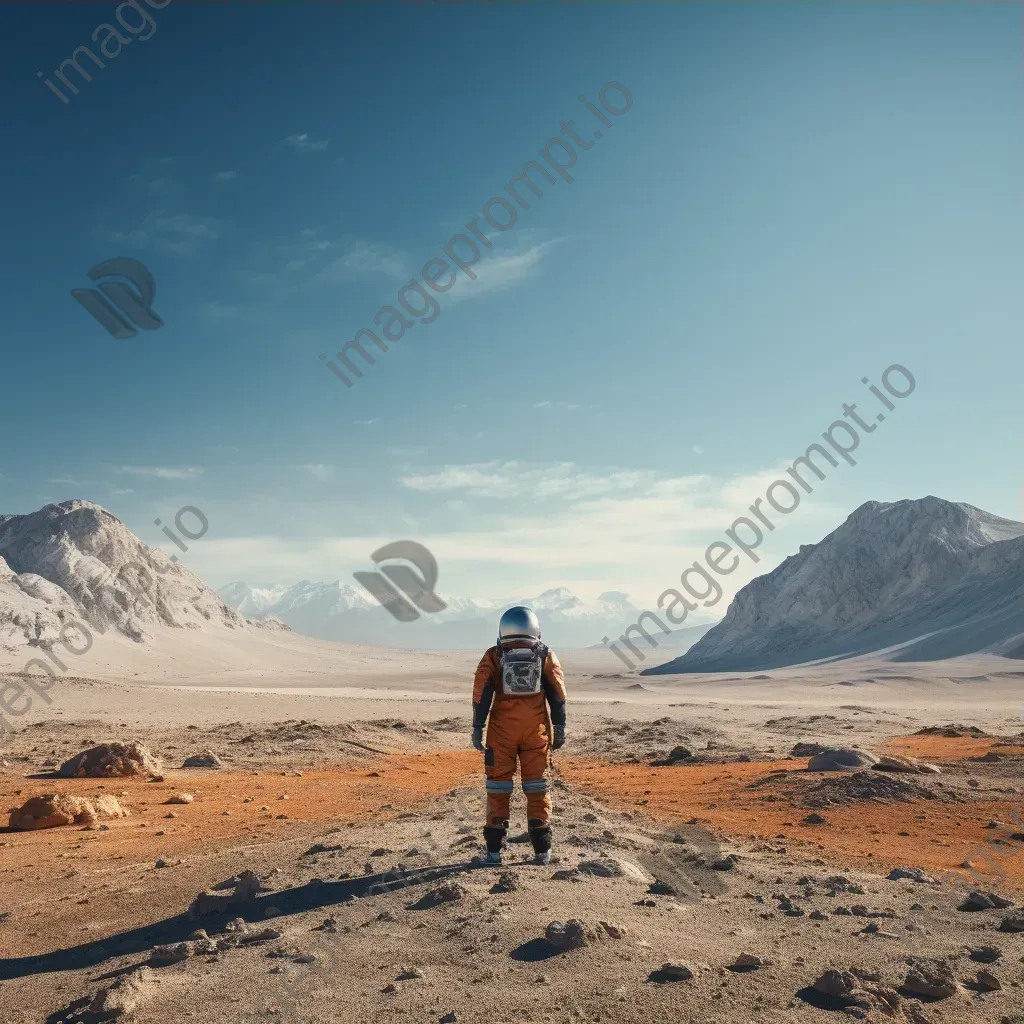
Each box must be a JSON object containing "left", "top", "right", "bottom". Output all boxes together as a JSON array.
[
  {"left": 447, "top": 238, "right": 564, "bottom": 305},
  {"left": 146, "top": 177, "right": 182, "bottom": 197},
  {"left": 534, "top": 401, "right": 582, "bottom": 411},
  {"left": 284, "top": 133, "right": 330, "bottom": 153},
  {"left": 215, "top": 170, "right": 238, "bottom": 182},
  {"left": 108, "top": 210, "right": 222, "bottom": 256},
  {"left": 353, "top": 418, "right": 379, "bottom": 426},
  {"left": 298, "top": 464, "right": 335, "bottom": 482},
  {"left": 110, "top": 488, "right": 135, "bottom": 495},
  {"left": 117, "top": 466, "right": 204, "bottom": 480},
  {"left": 317, "top": 239, "right": 408, "bottom": 281}
]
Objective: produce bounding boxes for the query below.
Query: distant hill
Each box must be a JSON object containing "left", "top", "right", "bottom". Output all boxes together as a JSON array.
[
  {"left": 0, "top": 500, "right": 245, "bottom": 652},
  {"left": 644, "top": 496, "right": 1024, "bottom": 674}
]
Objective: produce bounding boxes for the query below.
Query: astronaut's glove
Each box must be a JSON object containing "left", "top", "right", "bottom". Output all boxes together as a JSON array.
[
  {"left": 472, "top": 727, "right": 485, "bottom": 752},
  {"left": 552, "top": 725, "right": 565, "bottom": 751}
]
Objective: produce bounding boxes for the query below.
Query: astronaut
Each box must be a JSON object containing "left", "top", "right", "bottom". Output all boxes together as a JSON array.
[{"left": 471, "top": 606, "right": 567, "bottom": 865}]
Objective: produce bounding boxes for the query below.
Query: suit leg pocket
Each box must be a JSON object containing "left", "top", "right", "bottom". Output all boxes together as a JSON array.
[{"left": 484, "top": 746, "right": 495, "bottom": 767}]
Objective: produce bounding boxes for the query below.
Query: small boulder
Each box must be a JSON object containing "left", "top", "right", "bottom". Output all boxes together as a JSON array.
[
  {"left": 89, "top": 967, "right": 156, "bottom": 1016},
  {"left": 545, "top": 919, "right": 594, "bottom": 951},
  {"left": 977, "top": 969, "right": 1001, "bottom": 992},
  {"left": 959, "top": 890, "right": 1013, "bottom": 912},
  {"left": 903, "top": 958, "right": 958, "bottom": 999},
  {"left": 887, "top": 867, "right": 935, "bottom": 883},
  {"left": 8, "top": 793, "right": 127, "bottom": 831},
  {"left": 182, "top": 750, "right": 223, "bottom": 768},
  {"left": 813, "top": 970, "right": 861, "bottom": 998},
  {"left": 873, "top": 754, "right": 941, "bottom": 775},
  {"left": 730, "top": 953, "right": 770, "bottom": 972},
  {"left": 60, "top": 741, "right": 161, "bottom": 779},
  {"left": 650, "top": 961, "right": 694, "bottom": 983},
  {"left": 807, "top": 748, "right": 879, "bottom": 772},
  {"left": 188, "top": 870, "right": 262, "bottom": 918},
  {"left": 166, "top": 793, "right": 194, "bottom": 805},
  {"left": 413, "top": 883, "right": 466, "bottom": 909}
]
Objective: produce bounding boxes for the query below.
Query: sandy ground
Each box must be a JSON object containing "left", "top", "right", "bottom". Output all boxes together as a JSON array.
[{"left": 2, "top": 644, "right": 1024, "bottom": 1023}]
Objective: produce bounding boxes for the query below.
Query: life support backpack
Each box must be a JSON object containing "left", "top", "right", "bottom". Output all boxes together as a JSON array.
[{"left": 498, "top": 642, "right": 548, "bottom": 696}]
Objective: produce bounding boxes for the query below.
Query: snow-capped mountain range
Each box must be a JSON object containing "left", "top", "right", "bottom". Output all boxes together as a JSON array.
[
  {"left": 645, "top": 496, "right": 1024, "bottom": 674},
  {"left": 218, "top": 580, "right": 715, "bottom": 650}
]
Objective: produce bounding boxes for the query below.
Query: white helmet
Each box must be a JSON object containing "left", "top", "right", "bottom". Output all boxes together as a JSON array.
[{"left": 497, "top": 605, "right": 541, "bottom": 645}]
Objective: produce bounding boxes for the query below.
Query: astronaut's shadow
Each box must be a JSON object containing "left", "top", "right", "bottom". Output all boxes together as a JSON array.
[{"left": 0, "top": 861, "right": 471, "bottom": 983}]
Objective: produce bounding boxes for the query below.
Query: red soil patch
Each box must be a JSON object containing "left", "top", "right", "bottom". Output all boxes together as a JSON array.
[
  {"left": 884, "top": 734, "right": 1024, "bottom": 761},
  {"left": 560, "top": 754, "right": 1024, "bottom": 889},
  {"left": 0, "top": 750, "right": 480, "bottom": 871}
]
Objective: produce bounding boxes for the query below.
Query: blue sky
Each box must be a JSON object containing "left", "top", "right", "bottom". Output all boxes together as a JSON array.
[{"left": 1, "top": 2, "right": 1021, "bottom": 616}]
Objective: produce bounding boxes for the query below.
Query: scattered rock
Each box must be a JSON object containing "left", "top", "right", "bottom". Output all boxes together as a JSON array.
[
  {"left": 802, "top": 812, "right": 828, "bottom": 825},
  {"left": 89, "top": 967, "right": 156, "bottom": 1016},
  {"left": 61, "top": 741, "right": 161, "bottom": 779},
  {"left": 182, "top": 750, "right": 223, "bottom": 768},
  {"left": 902, "top": 958, "right": 958, "bottom": 999},
  {"left": 545, "top": 919, "right": 595, "bottom": 950},
  {"left": 413, "top": 883, "right": 466, "bottom": 909},
  {"left": 8, "top": 793, "right": 127, "bottom": 831},
  {"left": 791, "top": 742, "right": 827, "bottom": 757},
  {"left": 977, "top": 969, "right": 1002, "bottom": 991},
  {"left": 969, "top": 946, "right": 1002, "bottom": 963},
  {"left": 998, "top": 915, "right": 1024, "bottom": 933},
  {"left": 959, "top": 890, "right": 1013, "bottom": 912},
  {"left": 807, "top": 748, "right": 879, "bottom": 772},
  {"left": 598, "top": 920, "right": 627, "bottom": 939},
  {"left": 887, "top": 867, "right": 935, "bottom": 883},
  {"left": 730, "top": 953, "right": 770, "bottom": 972},
  {"left": 188, "top": 871, "right": 262, "bottom": 918},
  {"left": 813, "top": 969, "right": 860, "bottom": 998},
  {"left": 492, "top": 871, "right": 518, "bottom": 893},
  {"left": 873, "top": 754, "right": 941, "bottom": 775},
  {"left": 650, "top": 961, "right": 694, "bottom": 983},
  {"left": 577, "top": 857, "right": 650, "bottom": 883},
  {"left": 166, "top": 793, "right": 194, "bottom": 805}
]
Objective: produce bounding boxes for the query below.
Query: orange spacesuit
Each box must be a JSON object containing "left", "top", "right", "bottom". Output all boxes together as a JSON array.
[{"left": 471, "top": 607, "right": 567, "bottom": 864}]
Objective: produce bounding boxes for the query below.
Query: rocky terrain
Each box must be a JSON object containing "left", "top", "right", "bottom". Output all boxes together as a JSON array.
[
  {"left": 649, "top": 497, "right": 1024, "bottom": 674},
  {"left": 3, "top": 699, "right": 1024, "bottom": 1024}
]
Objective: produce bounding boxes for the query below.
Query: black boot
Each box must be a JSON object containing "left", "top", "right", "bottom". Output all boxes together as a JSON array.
[
  {"left": 528, "top": 818, "right": 552, "bottom": 865},
  {"left": 483, "top": 825, "right": 507, "bottom": 865}
]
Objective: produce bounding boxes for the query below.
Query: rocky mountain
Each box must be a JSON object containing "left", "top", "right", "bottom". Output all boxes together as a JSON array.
[
  {"left": 645, "top": 496, "right": 1024, "bottom": 674},
  {"left": 0, "top": 500, "right": 246, "bottom": 652},
  {"left": 219, "top": 580, "right": 714, "bottom": 650}
]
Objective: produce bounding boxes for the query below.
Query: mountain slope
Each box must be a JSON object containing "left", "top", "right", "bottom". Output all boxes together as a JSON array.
[
  {"left": 644, "top": 496, "right": 1024, "bottom": 674},
  {"left": 0, "top": 500, "right": 246, "bottom": 652}
]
